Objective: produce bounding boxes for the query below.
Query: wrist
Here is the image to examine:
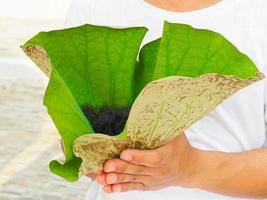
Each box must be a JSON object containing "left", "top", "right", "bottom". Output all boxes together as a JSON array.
[
  {"left": 179, "top": 147, "right": 207, "bottom": 188},
  {"left": 183, "top": 149, "right": 244, "bottom": 190},
  {"left": 170, "top": 135, "right": 208, "bottom": 188}
]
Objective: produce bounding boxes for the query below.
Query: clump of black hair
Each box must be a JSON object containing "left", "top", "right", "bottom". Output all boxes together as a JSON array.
[{"left": 83, "top": 107, "right": 131, "bottom": 136}]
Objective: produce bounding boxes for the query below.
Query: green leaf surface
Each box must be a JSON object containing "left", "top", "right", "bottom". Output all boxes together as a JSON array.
[
  {"left": 151, "top": 22, "right": 258, "bottom": 80},
  {"left": 44, "top": 68, "right": 90, "bottom": 181},
  {"left": 134, "top": 39, "right": 160, "bottom": 96},
  {"left": 22, "top": 22, "right": 261, "bottom": 182},
  {"left": 22, "top": 24, "right": 147, "bottom": 181},
  {"left": 24, "top": 24, "right": 148, "bottom": 110}
]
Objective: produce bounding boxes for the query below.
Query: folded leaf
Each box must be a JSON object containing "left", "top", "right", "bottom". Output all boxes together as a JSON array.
[
  {"left": 134, "top": 39, "right": 160, "bottom": 96},
  {"left": 74, "top": 72, "right": 264, "bottom": 173},
  {"left": 45, "top": 68, "right": 91, "bottom": 181},
  {"left": 22, "top": 22, "right": 264, "bottom": 182},
  {"left": 128, "top": 72, "right": 264, "bottom": 149},
  {"left": 73, "top": 134, "right": 130, "bottom": 175},
  {"left": 73, "top": 22, "right": 264, "bottom": 176},
  {"left": 22, "top": 24, "right": 147, "bottom": 181}
]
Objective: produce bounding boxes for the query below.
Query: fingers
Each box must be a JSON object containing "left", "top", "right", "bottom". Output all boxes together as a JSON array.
[
  {"left": 104, "top": 182, "right": 146, "bottom": 193},
  {"left": 120, "top": 147, "right": 171, "bottom": 167},
  {"left": 105, "top": 172, "right": 150, "bottom": 185},
  {"left": 97, "top": 170, "right": 149, "bottom": 193},
  {"left": 103, "top": 159, "right": 152, "bottom": 175}
]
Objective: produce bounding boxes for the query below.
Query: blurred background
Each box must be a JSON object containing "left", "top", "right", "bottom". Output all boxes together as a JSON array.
[{"left": 0, "top": 0, "right": 91, "bottom": 199}]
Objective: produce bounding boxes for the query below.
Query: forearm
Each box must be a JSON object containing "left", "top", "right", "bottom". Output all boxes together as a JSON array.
[{"left": 188, "top": 148, "right": 267, "bottom": 198}]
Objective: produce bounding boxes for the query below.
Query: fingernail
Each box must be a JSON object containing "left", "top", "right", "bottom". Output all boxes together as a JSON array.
[
  {"left": 121, "top": 153, "right": 133, "bottom": 161},
  {"left": 106, "top": 165, "right": 116, "bottom": 172},
  {"left": 110, "top": 176, "right": 118, "bottom": 184}
]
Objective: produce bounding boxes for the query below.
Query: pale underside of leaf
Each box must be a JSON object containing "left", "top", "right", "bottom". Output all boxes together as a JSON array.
[
  {"left": 128, "top": 72, "right": 264, "bottom": 149},
  {"left": 73, "top": 72, "right": 264, "bottom": 175},
  {"left": 73, "top": 134, "right": 130, "bottom": 175},
  {"left": 22, "top": 45, "right": 51, "bottom": 77}
]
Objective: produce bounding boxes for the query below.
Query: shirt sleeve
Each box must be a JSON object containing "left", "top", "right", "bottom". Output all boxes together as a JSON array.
[{"left": 64, "top": 0, "right": 93, "bottom": 28}]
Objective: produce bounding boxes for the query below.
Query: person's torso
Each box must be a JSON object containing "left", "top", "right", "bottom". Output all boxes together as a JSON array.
[{"left": 65, "top": 0, "right": 267, "bottom": 199}]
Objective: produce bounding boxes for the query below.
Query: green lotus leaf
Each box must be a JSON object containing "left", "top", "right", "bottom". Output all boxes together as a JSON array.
[
  {"left": 134, "top": 38, "right": 160, "bottom": 96},
  {"left": 22, "top": 22, "right": 263, "bottom": 182},
  {"left": 152, "top": 22, "right": 258, "bottom": 80},
  {"left": 22, "top": 24, "right": 147, "bottom": 182}
]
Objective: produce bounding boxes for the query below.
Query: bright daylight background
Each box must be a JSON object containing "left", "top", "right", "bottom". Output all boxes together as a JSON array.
[{"left": 0, "top": 0, "right": 91, "bottom": 199}]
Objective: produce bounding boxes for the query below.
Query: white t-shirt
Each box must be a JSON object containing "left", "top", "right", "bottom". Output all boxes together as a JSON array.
[{"left": 65, "top": 0, "right": 267, "bottom": 199}]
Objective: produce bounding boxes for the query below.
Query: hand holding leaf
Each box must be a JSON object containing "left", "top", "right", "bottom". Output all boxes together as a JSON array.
[{"left": 22, "top": 22, "right": 264, "bottom": 182}]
